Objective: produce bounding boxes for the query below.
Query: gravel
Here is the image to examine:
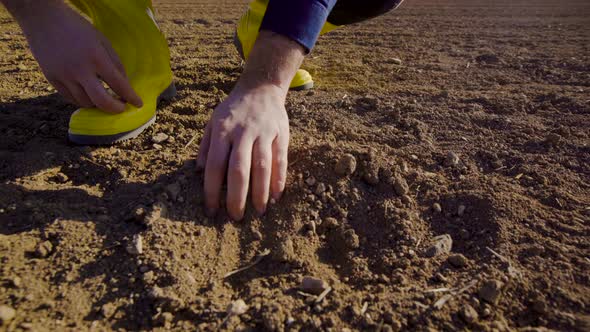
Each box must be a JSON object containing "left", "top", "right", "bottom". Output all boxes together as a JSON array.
[
  {"left": 0, "top": 305, "right": 16, "bottom": 325},
  {"left": 300, "top": 276, "right": 329, "bottom": 295}
]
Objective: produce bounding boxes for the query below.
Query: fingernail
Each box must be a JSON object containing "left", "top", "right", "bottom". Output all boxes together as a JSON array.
[{"left": 257, "top": 206, "right": 267, "bottom": 217}]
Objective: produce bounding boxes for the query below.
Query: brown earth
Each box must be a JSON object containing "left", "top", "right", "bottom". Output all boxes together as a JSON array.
[{"left": 1, "top": 0, "right": 589, "bottom": 331}]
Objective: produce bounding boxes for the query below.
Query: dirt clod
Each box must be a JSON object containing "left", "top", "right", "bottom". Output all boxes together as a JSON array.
[
  {"left": 460, "top": 304, "right": 479, "bottom": 323},
  {"left": 126, "top": 234, "right": 143, "bottom": 255},
  {"left": 478, "top": 279, "right": 504, "bottom": 304},
  {"left": 0, "top": 305, "right": 16, "bottom": 325},
  {"left": 448, "top": 253, "right": 468, "bottom": 268},
  {"left": 300, "top": 276, "right": 329, "bottom": 295},
  {"left": 34, "top": 240, "right": 53, "bottom": 258},
  {"left": 152, "top": 132, "right": 169, "bottom": 144},
  {"left": 341, "top": 228, "right": 360, "bottom": 250},
  {"left": 274, "top": 238, "right": 295, "bottom": 262},
  {"left": 425, "top": 234, "right": 453, "bottom": 257},
  {"left": 227, "top": 299, "right": 249, "bottom": 316},
  {"left": 393, "top": 177, "right": 409, "bottom": 196},
  {"left": 335, "top": 153, "right": 357, "bottom": 176},
  {"left": 444, "top": 152, "right": 460, "bottom": 167}
]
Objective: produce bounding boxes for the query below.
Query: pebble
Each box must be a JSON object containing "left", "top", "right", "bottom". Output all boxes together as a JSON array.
[
  {"left": 460, "top": 304, "right": 479, "bottom": 323},
  {"left": 322, "top": 217, "right": 339, "bottom": 230},
  {"left": 165, "top": 182, "right": 181, "bottom": 201},
  {"left": 424, "top": 234, "right": 453, "bottom": 258},
  {"left": 274, "top": 238, "right": 295, "bottom": 262},
  {"left": 393, "top": 177, "right": 409, "bottom": 196},
  {"left": 314, "top": 183, "right": 327, "bottom": 195},
  {"left": 478, "top": 279, "right": 504, "bottom": 304},
  {"left": 335, "top": 154, "right": 357, "bottom": 176},
  {"left": 101, "top": 303, "right": 116, "bottom": 318},
  {"left": 126, "top": 234, "right": 143, "bottom": 255},
  {"left": 227, "top": 299, "right": 249, "bottom": 316},
  {"left": 55, "top": 172, "right": 69, "bottom": 183},
  {"left": 305, "top": 176, "right": 317, "bottom": 186},
  {"left": 444, "top": 152, "right": 460, "bottom": 167},
  {"left": 342, "top": 229, "right": 360, "bottom": 249},
  {"left": 34, "top": 240, "right": 53, "bottom": 258},
  {"left": 544, "top": 133, "right": 562, "bottom": 146},
  {"left": 0, "top": 305, "right": 16, "bottom": 325},
  {"left": 131, "top": 205, "right": 147, "bottom": 223},
  {"left": 457, "top": 204, "right": 466, "bottom": 216},
  {"left": 391, "top": 58, "right": 403, "bottom": 65},
  {"left": 433, "top": 203, "right": 442, "bottom": 213},
  {"left": 10, "top": 276, "right": 21, "bottom": 288},
  {"left": 300, "top": 276, "right": 329, "bottom": 295},
  {"left": 448, "top": 253, "right": 468, "bottom": 268},
  {"left": 152, "top": 133, "right": 169, "bottom": 144}
]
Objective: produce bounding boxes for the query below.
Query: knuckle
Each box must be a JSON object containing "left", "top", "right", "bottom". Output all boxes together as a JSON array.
[
  {"left": 229, "top": 163, "right": 247, "bottom": 181},
  {"left": 253, "top": 157, "right": 270, "bottom": 171}
]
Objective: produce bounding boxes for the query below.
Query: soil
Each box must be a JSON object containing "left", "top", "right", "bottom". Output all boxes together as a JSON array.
[{"left": 1, "top": 0, "right": 589, "bottom": 331}]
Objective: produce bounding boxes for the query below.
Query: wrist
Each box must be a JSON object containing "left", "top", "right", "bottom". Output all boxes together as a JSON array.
[{"left": 239, "top": 30, "right": 305, "bottom": 94}]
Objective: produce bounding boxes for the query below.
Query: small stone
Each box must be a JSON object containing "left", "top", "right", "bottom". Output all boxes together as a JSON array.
[
  {"left": 10, "top": 276, "right": 22, "bottom": 288},
  {"left": 227, "top": 299, "right": 249, "bottom": 316},
  {"left": 322, "top": 217, "right": 339, "bottom": 230},
  {"left": 252, "top": 230, "right": 263, "bottom": 241},
  {"left": 300, "top": 276, "right": 329, "bottom": 295},
  {"left": 393, "top": 177, "right": 409, "bottom": 196},
  {"left": 17, "top": 63, "right": 27, "bottom": 71},
  {"left": 363, "top": 166, "right": 380, "bottom": 185},
  {"left": 457, "top": 204, "right": 466, "bottom": 216},
  {"left": 139, "top": 265, "right": 150, "bottom": 273},
  {"left": 335, "top": 154, "right": 357, "bottom": 176},
  {"left": 131, "top": 205, "right": 147, "bottom": 223},
  {"left": 126, "top": 234, "right": 143, "bottom": 255},
  {"left": 101, "top": 303, "right": 116, "bottom": 318},
  {"left": 433, "top": 203, "right": 442, "bottom": 213},
  {"left": 34, "top": 240, "right": 53, "bottom": 258},
  {"left": 274, "top": 238, "right": 295, "bottom": 262},
  {"left": 391, "top": 58, "right": 402, "bottom": 65},
  {"left": 153, "top": 312, "right": 174, "bottom": 328},
  {"left": 165, "top": 182, "right": 181, "bottom": 201},
  {"left": 305, "top": 176, "right": 317, "bottom": 186},
  {"left": 475, "top": 54, "right": 500, "bottom": 64},
  {"left": 444, "top": 152, "right": 460, "bottom": 167},
  {"left": 527, "top": 245, "right": 545, "bottom": 257},
  {"left": 153, "top": 143, "right": 163, "bottom": 150},
  {"left": 460, "top": 304, "right": 479, "bottom": 323},
  {"left": 343, "top": 229, "right": 360, "bottom": 249},
  {"left": 434, "top": 273, "right": 447, "bottom": 283},
  {"left": 314, "top": 183, "right": 326, "bottom": 195},
  {"left": 424, "top": 234, "right": 453, "bottom": 258},
  {"left": 532, "top": 299, "right": 547, "bottom": 314},
  {"left": 55, "top": 172, "right": 69, "bottom": 183},
  {"left": 142, "top": 271, "right": 155, "bottom": 284},
  {"left": 0, "top": 305, "right": 16, "bottom": 325},
  {"left": 448, "top": 253, "right": 468, "bottom": 268},
  {"left": 478, "top": 279, "right": 504, "bottom": 304},
  {"left": 152, "top": 133, "right": 169, "bottom": 144}
]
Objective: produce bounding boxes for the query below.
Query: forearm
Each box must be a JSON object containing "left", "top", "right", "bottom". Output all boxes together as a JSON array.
[
  {"left": 236, "top": 30, "right": 305, "bottom": 97},
  {"left": 1, "top": 0, "right": 64, "bottom": 25}
]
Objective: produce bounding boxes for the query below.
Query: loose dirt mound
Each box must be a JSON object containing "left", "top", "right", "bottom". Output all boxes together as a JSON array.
[{"left": 1, "top": 0, "right": 589, "bottom": 331}]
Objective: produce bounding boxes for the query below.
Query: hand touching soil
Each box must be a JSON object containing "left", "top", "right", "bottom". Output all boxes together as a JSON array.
[{"left": 9, "top": 0, "right": 142, "bottom": 112}]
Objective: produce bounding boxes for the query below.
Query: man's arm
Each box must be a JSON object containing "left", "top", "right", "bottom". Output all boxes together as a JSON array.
[
  {"left": 197, "top": 31, "right": 304, "bottom": 220},
  {"left": 0, "top": 0, "right": 141, "bottom": 112}
]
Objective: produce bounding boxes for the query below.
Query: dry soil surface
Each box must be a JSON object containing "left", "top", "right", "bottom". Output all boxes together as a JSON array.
[{"left": 0, "top": 0, "right": 589, "bottom": 331}]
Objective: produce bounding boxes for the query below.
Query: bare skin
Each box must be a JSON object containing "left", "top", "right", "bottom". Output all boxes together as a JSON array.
[
  {"left": 1, "top": 0, "right": 304, "bottom": 220},
  {"left": 1, "top": 0, "right": 142, "bottom": 112}
]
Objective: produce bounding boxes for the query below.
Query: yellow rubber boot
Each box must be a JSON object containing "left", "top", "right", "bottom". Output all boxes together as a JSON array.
[
  {"left": 68, "top": 0, "right": 175, "bottom": 145},
  {"left": 234, "top": 0, "right": 339, "bottom": 91}
]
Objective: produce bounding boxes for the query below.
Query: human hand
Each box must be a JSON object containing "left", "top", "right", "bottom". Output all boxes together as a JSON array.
[
  {"left": 197, "top": 84, "right": 289, "bottom": 220},
  {"left": 16, "top": 1, "right": 142, "bottom": 112}
]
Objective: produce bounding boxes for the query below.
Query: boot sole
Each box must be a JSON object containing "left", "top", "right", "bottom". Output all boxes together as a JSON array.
[{"left": 68, "top": 83, "right": 177, "bottom": 146}]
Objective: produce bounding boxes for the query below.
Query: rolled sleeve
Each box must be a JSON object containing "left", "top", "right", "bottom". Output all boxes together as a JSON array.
[{"left": 260, "top": 0, "right": 337, "bottom": 53}]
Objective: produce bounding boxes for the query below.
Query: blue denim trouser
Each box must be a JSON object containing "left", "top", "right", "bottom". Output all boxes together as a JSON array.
[{"left": 328, "top": 0, "right": 404, "bottom": 26}]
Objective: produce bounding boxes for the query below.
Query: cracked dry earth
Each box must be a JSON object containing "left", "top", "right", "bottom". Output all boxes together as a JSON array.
[{"left": 0, "top": 0, "right": 589, "bottom": 331}]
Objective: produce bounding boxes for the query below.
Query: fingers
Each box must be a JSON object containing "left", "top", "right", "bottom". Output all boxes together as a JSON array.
[
  {"left": 82, "top": 77, "right": 126, "bottom": 113},
  {"left": 197, "top": 123, "right": 212, "bottom": 170},
  {"left": 66, "top": 82, "right": 94, "bottom": 108},
  {"left": 96, "top": 51, "right": 143, "bottom": 108},
  {"left": 270, "top": 130, "right": 289, "bottom": 201},
  {"left": 50, "top": 80, "right": 76, "bottom": 105},
  {"left": 226, "top": 134, "right": 255, "bottom": 221},
  {"left": 204, "top": 133, "right": 231, "bottom": 217},
  {"left": 251, "top": 137, "right": 273, "bottom": 215}
]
